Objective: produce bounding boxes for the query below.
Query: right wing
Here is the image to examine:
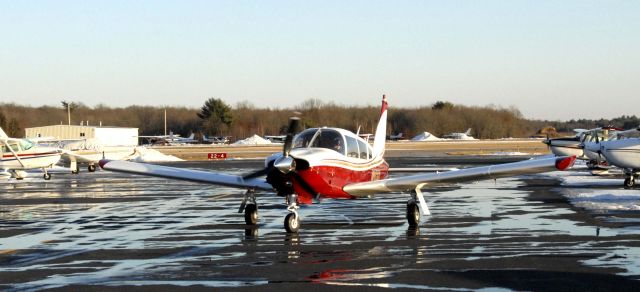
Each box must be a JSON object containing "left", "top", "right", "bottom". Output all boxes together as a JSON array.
[
  {"left": 99, "top": 160, "right": 273, "bottom": 190},
  {"left": 344, "top": 156, "right": 576, "bottom": 197}
]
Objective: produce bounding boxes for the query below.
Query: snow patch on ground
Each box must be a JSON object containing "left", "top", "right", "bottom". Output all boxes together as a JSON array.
[
  {"left": 233, "top": 135, "right": 273, "bottom": 145},
  {"left": 411, "top": 132, "right": 441, "bottom": 141},
  {"left": 127, "top": 147, "right": 183, "bottom": 162},
  {"left": 542, "top": 162, "right": 640, "bottom": 212}
]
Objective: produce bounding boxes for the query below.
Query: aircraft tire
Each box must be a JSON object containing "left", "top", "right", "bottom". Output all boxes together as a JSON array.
[
  {"left": 71, "top": 169, "right": 79, "bottom": 174},
  {"left": 44, "top": 173, "right": 51, "bottom": 180},
  {"left": 624, "top": 177, "right": 635, "bottom": 189},
  {"left": 244, "top": 204, "right": 258, "bottom": 225},
  {"left": 284, "top": 213, "right": 300, "bottom": 233},
  {"left": 88, "top": 164, "right": 97, "bottom": 172},
  {"left": 406, "top": 201, "right": 420, "bottom": 227}
]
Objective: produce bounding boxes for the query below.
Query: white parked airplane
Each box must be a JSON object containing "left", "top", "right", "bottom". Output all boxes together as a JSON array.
[
  {"left": 99, "top": 96, "right": 576, "bottom": 233},
  {"left": 203, "top": 135, "right": 231, "bottom": 144},
  {"left": 593, "top": 137, "right": 640, "bottom": 188},
  {"left": 140, "top": 132, "right": 197, "bottom": 145},
  {"left": 442, "top": 128, "right": 475, "bottom": 140},
  {"left": 0, "top": 127, "right": 63, "bottom": 180}
]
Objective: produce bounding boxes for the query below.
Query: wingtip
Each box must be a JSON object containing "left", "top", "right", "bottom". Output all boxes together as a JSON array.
[
  {"left": 98, "top": 159, "right": 111, "bottom": 169},
  {"left": 555, "top": 155, "right": 577, "bottom": 171}
]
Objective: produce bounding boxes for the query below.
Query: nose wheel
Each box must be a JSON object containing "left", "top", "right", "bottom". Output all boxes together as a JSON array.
[{"left": 284, "top": 194, "right": 300, "bottom": 233}]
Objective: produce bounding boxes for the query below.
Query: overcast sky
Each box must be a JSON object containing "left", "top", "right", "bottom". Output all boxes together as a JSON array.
[{"left": 1, "top": 1, "right": 638, "bottom": 121}]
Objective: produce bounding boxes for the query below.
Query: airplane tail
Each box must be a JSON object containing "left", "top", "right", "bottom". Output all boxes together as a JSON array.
[
  {"left": 371, "top": 95, "right": 388, "bottom": 158},
  {"left": 188, "top": 133, "right": 195, "bottom": 140},
  {"left": 464, "top": 128, "right": 472, "bottom": 135},
  {"left": 0, "top": 127, "right": 7, "bottom": 139}
]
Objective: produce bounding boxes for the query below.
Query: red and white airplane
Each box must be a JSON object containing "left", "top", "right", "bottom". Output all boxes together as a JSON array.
[
  {"left": 1, "top": 127, "right": 63, "bottom": 180},
  {"left": 100, "top": 96, "right": 577, "bottom": 233}
]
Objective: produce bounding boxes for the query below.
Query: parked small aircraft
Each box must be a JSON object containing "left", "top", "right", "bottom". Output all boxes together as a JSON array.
[
  {"left": 442, "top": 128, "right": 474, "bottom": 140},
  {"left": 203, "top": 135, "right": 231, "bottom": 144},
  {"left": 100, "top": 96, "right": 576, "bottom": 233},
  {"left": 0, "top": 127, "right": 63, "bottom": 180},
  {"left": 140, "top": 132, "right": 197, "bottom": 145},
  {"left": 263, "top": 135, "right": 286, "bottom": 144},
  {"left": 580, "top": 127, "right": 640, "bottom": 187}
]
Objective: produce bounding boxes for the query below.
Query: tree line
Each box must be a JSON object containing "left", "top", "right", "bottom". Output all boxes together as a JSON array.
[{"left": 1, "top": 99, "right": 638, "bottom": 141}]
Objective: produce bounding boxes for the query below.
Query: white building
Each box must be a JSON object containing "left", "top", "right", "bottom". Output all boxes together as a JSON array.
[{"left": 25, "top": 125, "right": 138, "bottom": 147}]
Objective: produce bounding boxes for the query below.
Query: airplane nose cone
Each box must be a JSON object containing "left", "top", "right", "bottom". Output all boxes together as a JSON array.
[{"left": 274, "top": 156, "right": 296, "bottom": 174}]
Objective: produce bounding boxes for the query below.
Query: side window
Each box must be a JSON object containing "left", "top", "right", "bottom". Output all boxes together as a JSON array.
[
  {"left": 357, "top": 140, "right": 368, "bottom": 159},
  {"left": 346, "top": 136, "right": 360, "bottom": 158},
  {"left": 9, "top": 142, "right": 20, "bottom": 152}
]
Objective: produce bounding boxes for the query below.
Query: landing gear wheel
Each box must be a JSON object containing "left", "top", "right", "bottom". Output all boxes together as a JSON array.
[
  {"left": 88, "top": 164, "right": 97, "bottom": 172},
  {"left": 244, "top": 204, "right": 258, "bottom": 225},
  {"left": 284, "top": 213, "right": 300, "bottom": 233},
  {"left": 43, "top": 173, "right": 51, "bottom": 180},
  {"left": 624, "top": 177, "right": 635, "bottom": 189},
  {"left": 71, "top": 169, "right": 79, "bottom": 174},
  {"left": 406, "top": 200, "right": 420, "bottom": 227}
]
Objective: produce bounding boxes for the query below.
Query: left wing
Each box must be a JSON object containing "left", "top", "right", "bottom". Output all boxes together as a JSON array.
[
  {"left": 99, "top": 160, "right": 273, "bottom": 190},
  {"left": 344, "top": 156, "right": 576, "bottom": 197}
]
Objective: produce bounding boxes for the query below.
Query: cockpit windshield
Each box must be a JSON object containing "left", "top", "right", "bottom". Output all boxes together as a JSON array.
[
  {"left": 20, "top": 140, "right": 35, "bottom": 151},
  {"left": 292, "top": 128, "right": 345, "bottom": 155}
]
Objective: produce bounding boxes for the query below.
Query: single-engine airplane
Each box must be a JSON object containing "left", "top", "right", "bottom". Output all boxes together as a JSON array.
[
  {"left": 0, "top": 127, "right": 63, "bottom": 180},
  {"left": 583, "top": 128, "right": 640, "bottom": 188},
  {"left": 100, "top": 96, "right": 576, "bottom": 233}
]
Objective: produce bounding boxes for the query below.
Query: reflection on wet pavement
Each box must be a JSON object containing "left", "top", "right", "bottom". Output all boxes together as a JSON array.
[{"left": 1, "top": 162, "right": 639, "bottom": 290}]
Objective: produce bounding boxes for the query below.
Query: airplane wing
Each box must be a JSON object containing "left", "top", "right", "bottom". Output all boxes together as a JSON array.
[
  {"left": 388, "top": 167, "right": 459, "bottom": 172},
  {"left": 99, "top": 160, "right": 273, "bottom": 191},
  {"left": 343, "top": 156, "right": 576, "bottom": 197}
]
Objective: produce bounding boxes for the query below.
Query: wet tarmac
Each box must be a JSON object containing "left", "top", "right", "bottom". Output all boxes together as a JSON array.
[{"left": 1, "top": 158, "right": 639, "bottom": 291}]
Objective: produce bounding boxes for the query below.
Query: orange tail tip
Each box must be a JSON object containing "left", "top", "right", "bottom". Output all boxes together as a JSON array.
[
  {"left": 380, "top": 94, "right": 388, "bottom": 116},
  {"left": 555, "top": 155, "right": 577, "bottom": 171}
]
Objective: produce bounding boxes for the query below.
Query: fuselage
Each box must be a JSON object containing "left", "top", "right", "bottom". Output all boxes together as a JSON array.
[
  {"left": 0, "top": 139, "right": 62, "bottom": 170},
  {"left": 600, "top": 138, "right": 640, "bottom": 170}
]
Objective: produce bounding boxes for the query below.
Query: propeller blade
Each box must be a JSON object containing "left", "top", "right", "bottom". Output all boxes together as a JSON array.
[
  {"left": 242, "top": 167, "right": 271, "bottom": 180},
  {"left": 283, "top": 117, "right": 300, "bottom": 156}
]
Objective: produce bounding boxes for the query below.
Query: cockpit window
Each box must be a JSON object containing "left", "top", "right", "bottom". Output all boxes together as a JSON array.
[
  {"left": 310, "top": 129, "right": 344, "bottom": 154},
  {"left": 293, "top": 129, "right": 317, "bottom": 149},
  {"left": 20, "top": 140, "right": 34, "bottom": 151},
  {"left": 293, "top": 128, "right": 346, "bottom": 155}
]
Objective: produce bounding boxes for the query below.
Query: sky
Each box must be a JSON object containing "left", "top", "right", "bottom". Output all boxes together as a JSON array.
[{"left": 0, "top": 0, "right": 638, "bottom": 121}]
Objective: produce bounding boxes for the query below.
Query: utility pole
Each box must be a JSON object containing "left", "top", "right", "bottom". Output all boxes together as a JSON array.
[
  {"left": 67, "top": 105, "right": 71, "bottom": 125},
  {"left": 164, "top": 108, "right": 167, "bottom": 136}
]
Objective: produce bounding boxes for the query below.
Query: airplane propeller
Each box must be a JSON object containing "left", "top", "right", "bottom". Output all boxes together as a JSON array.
[{"left": 242, "top": 117, "right": 300, "bottom": 180}]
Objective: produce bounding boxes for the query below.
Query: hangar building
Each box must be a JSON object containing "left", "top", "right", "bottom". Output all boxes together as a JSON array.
[{"left": 25, "top": 125, "right": 138, "bottom": 147}]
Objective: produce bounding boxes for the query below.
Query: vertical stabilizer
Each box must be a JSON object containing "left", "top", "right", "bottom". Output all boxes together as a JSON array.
[
  {"left": 371, "top": 95, "right": 388, "bottom": 158},
  {"left": 0, "top": 127, "right": 8, "bottom": 139},
  {"left": 465, "top": 128, "right": 472, "bottom": 135}
]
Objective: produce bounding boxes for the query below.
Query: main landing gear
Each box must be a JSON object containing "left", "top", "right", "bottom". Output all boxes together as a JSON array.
[
  {"left": 43, "top": 168, "right": 51, "bottom": 180},
  {"left": 406, "top": 186, "right": 430, "bottom": 228},
  {"left": 624, "top": 170, "right": 638, "bottom": 189},
  {"left": 239, "top": 189, "right": 259, "bottom": 225}
]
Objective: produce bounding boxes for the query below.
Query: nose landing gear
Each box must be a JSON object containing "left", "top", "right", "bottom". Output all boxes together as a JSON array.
[{"left": 284, "top": 194, "right": 300, "bottom": 233}]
